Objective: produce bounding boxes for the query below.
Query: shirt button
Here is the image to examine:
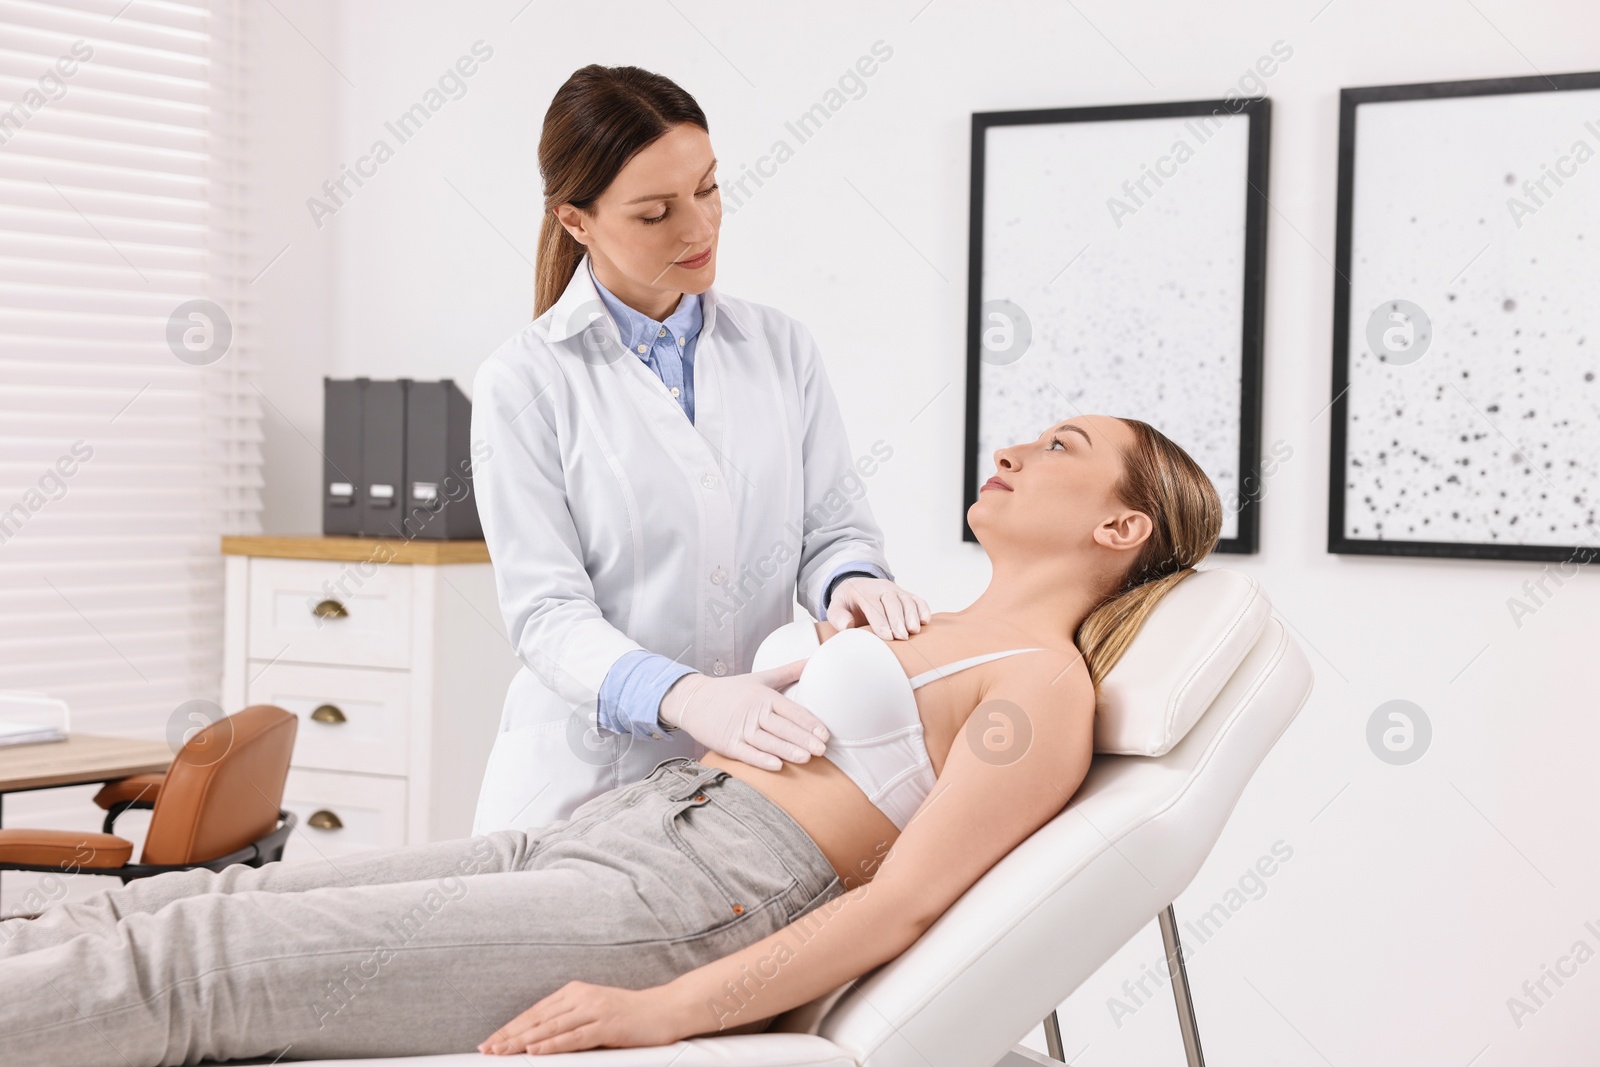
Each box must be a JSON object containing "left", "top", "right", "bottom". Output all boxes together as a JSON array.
[
  {"left": 710, "top": 566, "right": 725, "bottom": 584},
  {"left": 658, "top": 327, "right": 667, "bottom": 337},
  {"left": 701, "top": 473, "right": 717, "bottom": 489},
  {"left": 670, "top": 386, "right": 680, "bottom": 397},
  {"left": 677, "top": 336, "right": 686, "bottom": 345},
  {"left": 636, "top": 343, "right": 647, "bottom": 354},
  {"left": 713, "top": 660, "right": 727, "bottom": 676},
  {"left": 651, "top": 733, "right": 662, "bottom": 739}
]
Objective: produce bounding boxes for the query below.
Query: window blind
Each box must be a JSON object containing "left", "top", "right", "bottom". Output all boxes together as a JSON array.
[{"left": 0, "top": 0, "right": 260, "bottom": 737}]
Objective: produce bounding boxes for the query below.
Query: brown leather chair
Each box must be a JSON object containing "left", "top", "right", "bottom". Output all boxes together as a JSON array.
[{"left": 0, "top": 704, "right": 299, "bottom": 883}]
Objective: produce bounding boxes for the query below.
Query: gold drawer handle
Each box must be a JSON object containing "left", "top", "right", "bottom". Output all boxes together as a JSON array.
[
  {"left": 312, "top": 599, "right": 348, "bottom": 620},
  {"left": 310, "top": 704, "right": 346, "bottom": 725},
  {"left": 307, "top": 810, "right": 343, "bottom": 831}
]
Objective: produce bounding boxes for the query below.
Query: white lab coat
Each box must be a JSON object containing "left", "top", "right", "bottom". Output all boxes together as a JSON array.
[{"left": 470, "top": 255, "right": 893, "bottom": 834}]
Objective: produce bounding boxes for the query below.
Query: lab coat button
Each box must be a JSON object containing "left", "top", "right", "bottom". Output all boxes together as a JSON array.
[
  {"left": 710, "top": 567, "right": 725, "bottom": 584},
  {"left": 713, "top": 660, "right": 727, "bottom": 676},
  {"left": 701, "top": 473, "right": 717, "bottom": 489}
]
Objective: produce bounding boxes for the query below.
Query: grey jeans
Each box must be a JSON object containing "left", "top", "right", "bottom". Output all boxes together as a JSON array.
[{"left": 0, "top": 756, "right": 844, "bottom": 1065}]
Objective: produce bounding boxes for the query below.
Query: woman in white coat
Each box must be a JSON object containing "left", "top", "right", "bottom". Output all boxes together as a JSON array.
[{"left": 471, "top": 64, "right": 930, "bottom": 834}]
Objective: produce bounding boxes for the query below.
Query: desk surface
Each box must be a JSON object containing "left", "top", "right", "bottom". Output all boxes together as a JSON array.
[
  {"left": 0, "top": 734, "right": 172, "bottom": 794},
  {"left": 221, "top": 534, "right": 491, "bottom": 565}
]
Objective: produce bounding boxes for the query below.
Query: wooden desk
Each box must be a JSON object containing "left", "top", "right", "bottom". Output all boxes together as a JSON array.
[
  {"left": 0, "top": 735, "right": 169, "bottom": 897},
  {"left": 0, "top": 733, "right": 171, "bottom": 817}
]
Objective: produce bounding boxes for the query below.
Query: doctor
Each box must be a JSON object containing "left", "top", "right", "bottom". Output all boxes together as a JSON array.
[{"left": 471, "top": 64, "right": 930, "bottom": 834}]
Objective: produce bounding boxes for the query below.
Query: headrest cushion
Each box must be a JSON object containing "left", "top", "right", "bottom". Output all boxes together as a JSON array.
[{"left": 1094, "top": 568, "right": 1270, "bottom": 756}]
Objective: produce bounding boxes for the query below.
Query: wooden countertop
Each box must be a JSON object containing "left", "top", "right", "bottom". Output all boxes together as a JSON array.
[
  {"left": 221, "top": 535, "right": 492, "bottom": 565},
  {"left": 0, "top": 733, "right": 172, "bottom": 793}
]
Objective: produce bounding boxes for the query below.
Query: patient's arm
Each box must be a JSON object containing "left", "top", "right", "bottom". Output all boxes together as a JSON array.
[{"left": 662, "top": 646, "right": 1095, "bottom": 1036}]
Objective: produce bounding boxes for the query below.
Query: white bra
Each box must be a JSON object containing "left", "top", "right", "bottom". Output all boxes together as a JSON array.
[{"left": 751, "top": 620, "right": 1047, "bottom": 831}]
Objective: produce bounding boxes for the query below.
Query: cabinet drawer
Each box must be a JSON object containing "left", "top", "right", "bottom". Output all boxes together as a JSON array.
[
  {"left": 280, "top": 768, "right": 407, "bottom": 863},
  {"left": 247, "top": 557, "right": 412, "bottom": 669},
  {"left": 246, "top": 662, "right": 410, "bottom": 777}
]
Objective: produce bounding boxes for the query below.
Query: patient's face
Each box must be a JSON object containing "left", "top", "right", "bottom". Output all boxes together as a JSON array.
[
  {"left": 556, "top": 122, "right": 722, "bottom": 314},
  {"left": 970, "top": 414, "right": 1139, "bottom": 554}
]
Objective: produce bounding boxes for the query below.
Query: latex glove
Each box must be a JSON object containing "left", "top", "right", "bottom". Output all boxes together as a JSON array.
[
  {"left": 826, "top": 576, "right": 931, "bottom": 640},
  {"left": 658, "top": 659, "right": 829, "bottom": 772}
]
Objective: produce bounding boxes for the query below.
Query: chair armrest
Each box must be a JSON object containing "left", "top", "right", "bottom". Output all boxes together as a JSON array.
[
  {"left": 93, "top": 772, "right": 165, "bottom": 811},
  {"left": 0, "top": 829, "right": 133, "bottom": 870}
]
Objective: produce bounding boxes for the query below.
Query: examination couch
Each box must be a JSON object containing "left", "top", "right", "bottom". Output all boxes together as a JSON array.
[{"left": 217, "top": 566, "right": 1313, "bottom": 1067}]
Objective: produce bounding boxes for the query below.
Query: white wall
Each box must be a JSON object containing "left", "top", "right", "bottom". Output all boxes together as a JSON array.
[
  {"left": 247, "top": 0, "right": 341, "bottom": 535},
  {"left": 249, "top": 1, "right": 1600, "bottom": 1062}
]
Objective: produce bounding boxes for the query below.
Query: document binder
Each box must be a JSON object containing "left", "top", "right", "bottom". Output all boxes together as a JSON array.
[
  {"left": 323, "top": 376, "right": 484, "bottom": 540},
  {"left": 322, "top": 377, "right": 364, "bottom": 535},
  {"left": 361, "top": 379, "right": 407, "bottom": 537},
  {"left": 402, "top": 379, "right": 483, "bottom": 540}
]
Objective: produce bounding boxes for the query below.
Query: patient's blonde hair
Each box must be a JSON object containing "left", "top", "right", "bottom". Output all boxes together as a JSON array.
[{"left": 1077, "top": 418, "right": 1222, "bottom": 689}]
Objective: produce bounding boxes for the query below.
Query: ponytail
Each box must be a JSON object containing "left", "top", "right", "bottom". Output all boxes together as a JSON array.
[
  {"left": 535, "top": 214, "right": 586, "bottom": 319},
  {"left": 1077, "top": 567, "right": 1197, "bottom": 688},
  {"left": 1074, "top": 418, "right": 1222, "bottom": 689}
]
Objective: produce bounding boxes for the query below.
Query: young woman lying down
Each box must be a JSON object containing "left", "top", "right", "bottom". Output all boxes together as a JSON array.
[{"left": 0, "top": 414, "right": 1221, "bottom": 1064}]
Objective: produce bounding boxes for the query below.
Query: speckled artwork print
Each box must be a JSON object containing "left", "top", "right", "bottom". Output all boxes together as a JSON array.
[
  {"left": 977, "top": 114, "right": 1251, "bottom": 541},
  {"left": 1344, "top": 89, "right": 1600, "bottom": 548}
]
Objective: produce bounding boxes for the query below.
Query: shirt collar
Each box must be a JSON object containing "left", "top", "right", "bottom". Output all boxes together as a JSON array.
[
  {"left": 544, "top": 252, "right": 747, "bottom": 348},
  {"left": 586, "top": 257, "right": 703, "bottom": 357}
]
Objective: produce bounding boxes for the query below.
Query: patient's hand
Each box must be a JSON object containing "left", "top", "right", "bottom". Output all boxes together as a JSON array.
[{"left": 478, "top": 979, "right": 685, "bottom": 1055}]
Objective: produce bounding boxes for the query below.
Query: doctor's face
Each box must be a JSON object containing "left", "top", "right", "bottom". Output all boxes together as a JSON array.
[
  {"left": 969, "top": 415, "right": 1151, "bottom": 559},
  {"left": 555, "top": 122, "right": 721, "bottom": 316}
]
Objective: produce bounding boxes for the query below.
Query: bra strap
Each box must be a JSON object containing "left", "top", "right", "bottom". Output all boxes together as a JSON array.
[{"left": 906, "top": 647, "right": 1049, "bottom": 690}]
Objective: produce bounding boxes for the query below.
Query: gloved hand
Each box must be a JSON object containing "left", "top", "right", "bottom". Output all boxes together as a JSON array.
[
  {"left": 657, "top": 658, "right": 829, "bottom": 772},
  {"left": 826, "top": 576, "right": 931, "bottom": 640}
]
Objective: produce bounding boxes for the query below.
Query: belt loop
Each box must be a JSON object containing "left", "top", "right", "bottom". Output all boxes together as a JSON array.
[
  {"left": 648, "top": 755, "right": 687, "bottom": 780},
  {"left": 664, "top": 760, "right": 725, "bottom": 801}
]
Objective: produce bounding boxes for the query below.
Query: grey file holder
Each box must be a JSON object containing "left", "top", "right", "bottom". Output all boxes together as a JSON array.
[
  {"left": 322, "top": 377, "right": 483, "bottom": 541},
  {"left": 361, "top": 379, "right": 407, "bottom": 536},
  {"left": 404, "top": 379, "right": 483, "bottom": 540},
  {"left": 322, "top": 378, "right": 364, "bottom": 535}
]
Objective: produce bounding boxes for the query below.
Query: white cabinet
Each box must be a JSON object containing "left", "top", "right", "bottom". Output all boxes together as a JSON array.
[{"left": 221, "top": 537, "right": 519, "bottom": 861}]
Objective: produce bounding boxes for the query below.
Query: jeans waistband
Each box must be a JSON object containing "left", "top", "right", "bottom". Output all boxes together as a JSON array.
[{"left": 646, "top": 756, "right": 837, "bottom": 901}]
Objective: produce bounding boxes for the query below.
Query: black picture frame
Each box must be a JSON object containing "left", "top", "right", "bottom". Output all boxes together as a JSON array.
[
  {"left": 1328, "top": 71, "right": 1600, "bottom": 563},
  {"left": 962, "top": 98, "right": 1272, "bottom": 553}
]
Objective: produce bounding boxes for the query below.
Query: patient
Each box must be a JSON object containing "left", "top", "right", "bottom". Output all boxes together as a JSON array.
[{"left": 0, "top": 414, "right": 1220, "bottom": 1064}]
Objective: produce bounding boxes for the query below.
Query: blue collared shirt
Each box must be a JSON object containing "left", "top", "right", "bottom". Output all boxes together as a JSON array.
[
  {"left": 587, "top": 260, "right": 890, "bottom": 737},
  {"left": 588, "top": 257, "right": 703, "bottom": 423}
]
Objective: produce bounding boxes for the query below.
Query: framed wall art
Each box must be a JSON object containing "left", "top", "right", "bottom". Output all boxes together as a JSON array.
[
  {"left": 1328, "top": 71, "right": 1600, "bottom": 562},
  {"left": 963, "top": 97, "right": 1272, "bottom": 553}
]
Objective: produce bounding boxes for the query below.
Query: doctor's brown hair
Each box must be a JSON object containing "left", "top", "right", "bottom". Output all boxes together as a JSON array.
[
  {"left": 1076, "top": 418, "right": 1223, "bottom": 689},
  {"left": 534, "top": 65, "right": 709, "bottom": 318}
]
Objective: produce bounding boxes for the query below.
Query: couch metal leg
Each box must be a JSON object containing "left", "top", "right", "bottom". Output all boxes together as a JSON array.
[
  {"left": 1159, "top": 904, "right": 1205, "bottom": 1067},
  {"left": 1033, "top": 906, "right": 1202, "bottom": 1067},
  {"left": 1042, "top": 1009, "right": 1065, "bottom": 1061}
]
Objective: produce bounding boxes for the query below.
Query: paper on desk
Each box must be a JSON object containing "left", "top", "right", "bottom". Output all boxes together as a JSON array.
[{"left": 0, "top": 691, "right": 70, "bottom": 747}]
